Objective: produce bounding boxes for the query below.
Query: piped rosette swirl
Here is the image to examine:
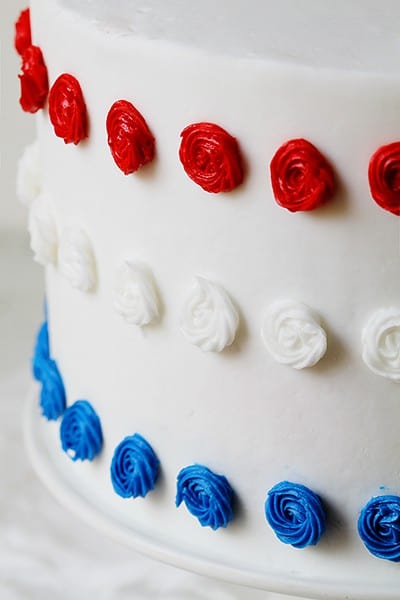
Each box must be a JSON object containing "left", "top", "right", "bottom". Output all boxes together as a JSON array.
[
  {"left": 18, "top": 45, "right": 49, "bottom": 113},
  {"left": 49, "top": 73, "right": 88, "bottom": 144},
  {"left": 358, "top": 495, "right": 400, "bottom": 561},
  {"left": 362, "top": 308, "right": 400, "bottom": 382},
  {"left": 39, "top": 358, "right": 66, "bottom": 421},
  {"left": 265, "top": 481, "right": 326, "bottom": 548},
  {"left": 261, "top": 300, "right": 327, "bottom": 369},
  {"left": 113, "top": 261, "right": 160, "bottom": 326},
  {"left": 58, "top": 226, "right": 97, "bottom": 292},
  {"left": 28, "top": 194, "right": 58, "bottom": 267},
  {"left": 270, "top": 138, "right": 335, "bottom": 212},
  {"left": 180, "top": 277, "right": 239, "bottom": 352},
  {"left": 60, "top": 400, "right": 103, "bottom": 461},
  {"left": 368, "top": 142, "right": 400, "bottom": 216},
  {"left": 32, "top": 317, "right": 66, "bottom": 420},
  {"left": 176, "top": 464, "right": 234, "bottom": 530},
  {"left": 111, "top": 434, "right": 160, "bottom": 499},
  {"left": 106, "top": 100, "right": 155, "bottom": 174},
  {"left": 179, "top": 122, "right": 244, "bottom": 193}
]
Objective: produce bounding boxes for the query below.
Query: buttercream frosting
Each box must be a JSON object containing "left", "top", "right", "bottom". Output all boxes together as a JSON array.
[
  {"left": 28, "top": 194, "right": 58, "bottom": 267},
  {"left": 18, "top": 45, "right": 48, "bottom": 113},
  {"left": 261, "top": 300, "right": 327, "bottom": 369},
  {"left": 180, "top": 277, "right": 239, "bottom": 352},
  {"left": 39, "top": 358, "right": 66, "bottom": 421},
  {"left": 362, "top": 308, "right": 400, "bottom": 382},
  {"left": 106, "top": 100, "right": 155, "bottom": 175},
  {"left": 265, "top": 481, "right": 326, "bottom": 549},
  {"left": 113, "top": 261, "right": 160, "bottom": 326},
  {"left": 111, "top": 433, "right": 160, "bottom": 499},
  {"left": 49, "top": 73, "right": 88, "bottom": 145},
  {"left": 58, "top": 226, "right": 97, "bottom": 292},
  {"left": 60, "top": 400, "right": 103, "bottom": 461},
  {"left": 176, "top": 464, "right": 234, "bottom": 530},
  {"left": 358, "top": 495, "right": 400, "bottom": 562}
]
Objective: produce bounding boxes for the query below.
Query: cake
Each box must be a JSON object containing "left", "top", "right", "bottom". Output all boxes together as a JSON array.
[{"left": 16, "top": 1, "right": 400, "bottom": 598}]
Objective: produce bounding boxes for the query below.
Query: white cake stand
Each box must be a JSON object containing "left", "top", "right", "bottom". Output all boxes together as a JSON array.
[{"left": 24, "top": 389, "right": 398, "bottom": 600}]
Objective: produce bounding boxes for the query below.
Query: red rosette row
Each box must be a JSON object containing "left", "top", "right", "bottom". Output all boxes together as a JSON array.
[
  {"left": 15, "top": 8, "right": 87, "bottom": 143},
  {"left": 15, "top": 8, "right": 400, "bottom": 216}
]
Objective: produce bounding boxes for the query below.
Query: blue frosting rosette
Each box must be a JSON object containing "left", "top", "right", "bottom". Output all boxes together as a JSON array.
[
  {"left": 39, "top": 358, "right": 66, "bottom": 420},
  {"left": 176, "top": 464, "right": 234, "bottom": 530},
  {"left": 60, "top": 400, "right": 103, "bottom": 461},
  {"left": 265, "top": 481, "right": 326, "bottom": 548},
  {"left": 358, "top": 495, "right": 400, "bottom": 561},
  {"left": 32, "top": 320, "right": 50, "bottom": 381},
  {"left": 111, "top": 433, "right": 160, "bottom": 498}
]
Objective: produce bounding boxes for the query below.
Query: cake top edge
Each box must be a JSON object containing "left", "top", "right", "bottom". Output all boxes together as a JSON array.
[{"left": 57, "top": 0, "right": 400, "bottom": 75}]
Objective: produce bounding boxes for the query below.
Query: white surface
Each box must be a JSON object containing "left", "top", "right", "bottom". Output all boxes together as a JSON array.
[
  {"left": 0, "top": 232, "right": 276, "bottom": 600},
  {"left": 28, "top": 0, "right": 400, "bottom": 596}
]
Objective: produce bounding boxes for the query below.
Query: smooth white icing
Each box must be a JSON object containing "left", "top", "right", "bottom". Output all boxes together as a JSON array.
[
  {"left": 114, "top": 261, "right": 160, "bottom": 326},
  {"left": 28, "top": 194, "right": 58, "bottom": 266},
  {"left": 58, "top": 227, "right": 97, "bottom": 293},
  {"left": 59, "top": 0, "right": 400, "bottom": 74},
  {"left": 30, "top": 0, "right": 400, "bottom": 595},
  {"left": 180, "top": 277, "right": 239, "bottom": 352},
  {"left": 362, "top": 308, "right": 400, "bottom": 383},
  {"left": 261, "top": 300, "right": 327, "bottom": 370},
  {"left": 17, "top": 140, "right": 41, "bottom": 207}
]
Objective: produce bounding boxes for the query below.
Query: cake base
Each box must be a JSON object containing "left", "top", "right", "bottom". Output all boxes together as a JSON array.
[{"left": 24, "top": 388, "right": 396, "bottom": 600}]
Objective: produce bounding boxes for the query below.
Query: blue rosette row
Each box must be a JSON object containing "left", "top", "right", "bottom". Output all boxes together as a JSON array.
[{"left": 32, "top": 319, "right": 400, "bottom": 561}]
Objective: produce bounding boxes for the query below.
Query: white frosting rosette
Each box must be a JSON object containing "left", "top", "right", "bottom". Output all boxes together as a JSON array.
[
  {"left": 362, "top": 308, "right": 400, "bottom": 382},
  {"left": 28, "top": 194, "right": 58, "bottom": 267},
  {"left": 261, "top": 300, "right": 327, "bottom": 369},
  {"left": 58, "top": 226, "right": 97, "bottom": 293},
  {"left": 17, "top": 140, "right": 41, "bottom": 207},
  {"left": 180, "top": 277, "right": 239, "bottom": 353},
  {"left": 114, "top": 261, "right": 160, "bottom": 326}
]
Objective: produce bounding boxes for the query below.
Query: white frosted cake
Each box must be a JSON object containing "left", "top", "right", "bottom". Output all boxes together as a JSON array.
[{"left": 16, "top": 1, "right": 400, "bottom": 598}]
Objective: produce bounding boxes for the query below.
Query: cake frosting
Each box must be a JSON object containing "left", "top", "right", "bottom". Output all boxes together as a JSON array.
[{"left": 18, "top": 1, "right": 400, "bottom": 598}]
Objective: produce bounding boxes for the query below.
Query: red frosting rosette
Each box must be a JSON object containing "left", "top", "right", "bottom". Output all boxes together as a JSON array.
[
  {"left": 179, "top": 122, "right": 244, "bottom": 193},
  {"left": 15, "top": 8, "right": 32, "bottom": 56},
  {"left": 49, "top": 74, "right": 88, "bottom": 144},
  {"left": 19, "top": 45, "right": 49, "bottom": 113},
  {"left": 106, "top": 100, "right": 155, "bottom": 174},
  {"left": 368, "top": 142, "right": 400, "bottom": 216},
  {"left": 270, "top": 139, "right": 335, "bottom": 212}
]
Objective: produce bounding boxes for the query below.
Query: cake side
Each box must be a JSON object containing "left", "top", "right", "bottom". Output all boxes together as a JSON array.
[{"left": 23, "top": 0, "right": 400, "bottom": 596}]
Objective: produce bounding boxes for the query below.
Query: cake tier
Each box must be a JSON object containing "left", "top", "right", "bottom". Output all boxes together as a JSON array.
[{"left": 27, "top": 1, "right": 400, "bottom": 598}]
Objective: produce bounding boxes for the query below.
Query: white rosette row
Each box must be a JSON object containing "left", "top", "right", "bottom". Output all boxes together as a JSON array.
[
  {"left": 26, "top": 200, "right": 400, "bottom": 372},
  {"left": 21, "top": 139, "right": 400, "bottom": 372}
]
